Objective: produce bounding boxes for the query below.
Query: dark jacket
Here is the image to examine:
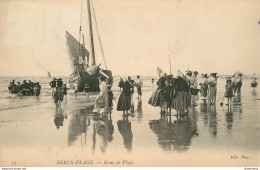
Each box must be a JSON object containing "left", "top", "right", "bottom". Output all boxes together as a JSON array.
[
  {"left": 157, "top": 77, "right": 166, "bottom": 90},
  {"left": 57, "top": 80, "right": 63, "bottom": 88},
  {"left": 123, "top": 81, "right": 132, "bottom": 96},
  {"left": 173, "top": 77, "right": 189, "bottom": 92}
]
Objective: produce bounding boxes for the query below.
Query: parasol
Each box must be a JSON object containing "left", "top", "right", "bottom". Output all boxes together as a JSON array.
[{"left": 234, "top": 71, "right": 243, "bottom": 77}]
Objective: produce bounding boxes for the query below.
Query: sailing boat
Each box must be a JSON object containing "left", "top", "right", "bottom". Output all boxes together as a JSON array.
[{"left": 66, "top": 0, "right": 113, "bottom": 92}]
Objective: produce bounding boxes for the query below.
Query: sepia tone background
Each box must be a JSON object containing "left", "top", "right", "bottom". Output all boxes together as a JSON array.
[
  {"left": 0, "top": 0, "right": 260, "bottom": 167},
  {"left": 1, "top": 0, "right": 260, "bottom": 77}
]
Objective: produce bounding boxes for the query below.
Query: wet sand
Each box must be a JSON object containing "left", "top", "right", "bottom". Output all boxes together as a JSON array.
[{"left": 0, "top": 77, "right": 259, "bottom": 167}]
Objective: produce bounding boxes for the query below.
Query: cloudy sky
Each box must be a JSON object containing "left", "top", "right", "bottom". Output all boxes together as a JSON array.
[{"left": 0, "top": 0, "right": 260, "bottom": 77}]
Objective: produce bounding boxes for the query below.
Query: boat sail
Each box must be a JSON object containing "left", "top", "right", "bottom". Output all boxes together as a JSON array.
[{"left": 66, "top": 0, "right": 113, "bottom": 92}]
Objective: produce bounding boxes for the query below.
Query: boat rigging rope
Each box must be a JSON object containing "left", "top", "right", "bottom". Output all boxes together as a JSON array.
[{"left": 90, "top": 0, "right": 108, "bottom": 70}]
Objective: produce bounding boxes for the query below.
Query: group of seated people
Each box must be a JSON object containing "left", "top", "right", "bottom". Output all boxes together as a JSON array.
[{"left": 8, "top": 79, "right": 41, "bottom": 96}]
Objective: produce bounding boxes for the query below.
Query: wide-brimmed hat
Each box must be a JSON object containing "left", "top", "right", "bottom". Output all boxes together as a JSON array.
[
  {"left": 193, "top": 71, "right": 198, "bottom": 75},
  {"left": 210, "top": 73, "right": 218, "bottom": 78},
  {"left": 203, "top": 74, "right": 208, "bottom": 78},
  {"left": 186, "top": 70, "right": 192, "bottom": 76}
]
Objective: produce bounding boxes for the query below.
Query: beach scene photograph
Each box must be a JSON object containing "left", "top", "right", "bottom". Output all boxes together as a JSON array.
[{"left": 0, "top": 0, "right": 260, "bottom": 168}]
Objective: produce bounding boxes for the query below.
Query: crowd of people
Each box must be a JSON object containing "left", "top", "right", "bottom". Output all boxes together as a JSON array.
[
  {"left": 8, "top": 79, "right": 41, "bottom": 96},
  {"left": 146, "top": 68, "right": 245, "bottom": 116},
  {"left": 8, "top": 71, "right": 256, "bottom": 115}
]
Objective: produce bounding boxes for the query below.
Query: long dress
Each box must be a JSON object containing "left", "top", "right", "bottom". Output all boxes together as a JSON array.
[
  {"left": 208, "top": 79, "right": 217, "bottom": 101},
  {"left": 148, "top": 77, "right": 166, "bottom": 107},
  {"left": 189, "top": 76, "right": 199, "bottom": 103},
  {"left": 93, "top": 81, "right": 108, "bottom": 114},
  {"left": 172, "top": 77, "right": 190, "bottom": 111},
  {"left": 200, "top": 78, "right": 208, "bottom": 97},
  {"left": 117, "top": 81, "right": 132, "bottom": 111},
  {"left": 225, "top": 83, "right": 233, "bottom": 99}
]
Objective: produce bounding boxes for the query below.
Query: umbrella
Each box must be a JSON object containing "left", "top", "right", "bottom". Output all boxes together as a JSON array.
[{"left": 234, "top": 71, "right": 243, "bottom": 76}]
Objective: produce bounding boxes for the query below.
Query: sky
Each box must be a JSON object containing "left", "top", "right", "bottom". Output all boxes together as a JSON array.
[{"left": 0, "top": 0, "right": 260, "bottom": 77}]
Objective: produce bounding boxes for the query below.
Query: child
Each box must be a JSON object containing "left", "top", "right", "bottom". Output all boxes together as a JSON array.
[{"left": 225, "top": 78, "right": 233, "bottom": 104}]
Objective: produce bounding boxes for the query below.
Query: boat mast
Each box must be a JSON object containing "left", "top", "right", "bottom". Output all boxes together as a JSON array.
[
  {"left": 91, "top": 0, "right": 108, "bottom": 69},
  {"left": 87, "top": 0, "right": 96, "bottom": 66},
  {"left": 78, "top": 0, "right": 83, "bottom": 65}
]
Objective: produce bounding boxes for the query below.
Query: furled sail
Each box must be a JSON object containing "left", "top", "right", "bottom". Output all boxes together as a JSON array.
[{"left": 66, "top": 31, "right": 90, "bottom": 66}]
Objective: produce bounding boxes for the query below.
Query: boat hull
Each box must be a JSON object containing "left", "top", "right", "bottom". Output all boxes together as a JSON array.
[{"left": 69, "top": 68, "right": 113, "bottom": 92}]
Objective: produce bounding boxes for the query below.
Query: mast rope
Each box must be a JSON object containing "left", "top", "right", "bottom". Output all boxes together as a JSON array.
[{"left": 90, "top": 0, "right": 108, "bottom": 70}]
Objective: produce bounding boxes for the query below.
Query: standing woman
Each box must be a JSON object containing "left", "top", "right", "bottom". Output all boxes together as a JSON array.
[
  {"left": 93, "top": 77, "right": 108, "bottom": 117},
  {"left": 172, "top": 71, "right": 190, "bottom": 115},
  {"left": 200, "top": 74, "right": 209, "bottom": 101},
  {"left": 117, "top": 77, "right": 132, "bottom": 115},
  {"left": 136, "top": 75, "right": 143, "bottom": 100},
  {"left": 224, "top": 77, "right": 233, "bottom": 108},
  {"left": 148, "top": 69, "right": 166, "bottom": 115},
  {"left": 208, "top": 73, "right": 218, "bottom": 104}
]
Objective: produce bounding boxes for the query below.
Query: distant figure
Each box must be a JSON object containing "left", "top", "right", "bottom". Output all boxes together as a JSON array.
[
  {"left": 54, "top": 78, "right": 63, "bottom": 107},
  {"left": 28, "top": 80, "right": 34, "bottom": 95},
  {"left": 34, "top": 82, "right": 41, "bottom": 96},
  {"left": 136, "top": 75, "right": 143, "bottom": 100},
  {"left": 128, "top": 77, "right": 135, "bottom": 113},
  {"left": 224, "top": 77, "right": 233, "bottom": 105},
  {"left": 200, "top": 74, "right": 209, "bottom": 101},
  {"left": 234, "top": 75, "right": 242, "bottom": 93},
  {"left": 190, "top": 71, "right": 199, "bottom": 106},
  {"left": 93, "top": 77, "right": 108, "bottom": 117},
  {"left": 208, "top": 73, "right": 218, "bottom": 104},
  {"left": 151, "top": 78, "right": 155, "bottom": 88},
  {"left": 49, "top": 78, "right": 57, "bottom": 98},
  {"left": 17, "top": 82, "right": 22, "bottom": 93},
  {"left": 62, "top": 84, "right": 68, "bottom": 102},
  {"left": 8, "top": 82, "right": 13, "bottom": 94},
  {"left": 251, "top": 77, "right": 258, "bottom": 88},
  {"left": 22, "top": 80, "right": 30, "bottom": 96},
  {"left": 117, "top": 78, "right": 132, "bottom": 115}
]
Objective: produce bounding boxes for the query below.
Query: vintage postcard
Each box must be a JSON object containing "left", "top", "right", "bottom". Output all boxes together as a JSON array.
[{"left": 0, "top": 0, "right": 259, "bottom": 168}]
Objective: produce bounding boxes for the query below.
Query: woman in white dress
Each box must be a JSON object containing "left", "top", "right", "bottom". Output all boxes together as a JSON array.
[{"left": 93, "top": 77, "right": 108, "bottom": 116}]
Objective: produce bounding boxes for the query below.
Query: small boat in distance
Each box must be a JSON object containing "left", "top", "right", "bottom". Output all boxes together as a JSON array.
[
  {"left": 66, "top": 0, "right": 113, "bottom": 92},
  {"left": 47, "top": 71, "right": 51, "bottom": 78}
]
